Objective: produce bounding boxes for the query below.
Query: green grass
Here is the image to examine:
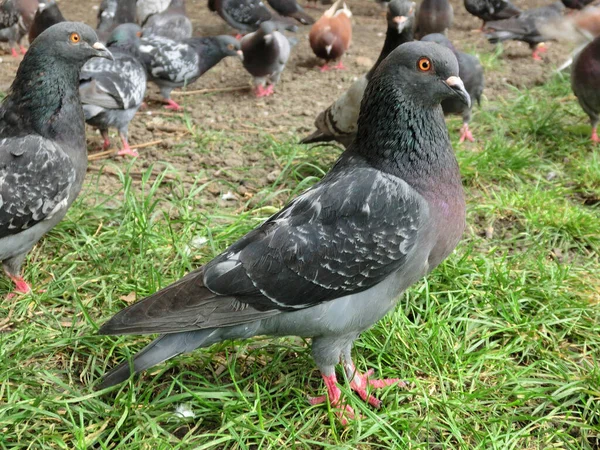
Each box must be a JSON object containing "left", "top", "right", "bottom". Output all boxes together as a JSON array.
[{"left": 1, "top": 73, "right": 599, "bottom": 449}]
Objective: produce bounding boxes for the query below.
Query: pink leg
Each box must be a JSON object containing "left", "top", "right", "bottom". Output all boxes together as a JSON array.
[
  {"left": 255, "top": 85, "right": 270, "bottom": 98},
  {"left": 101, "top": 130, "right": 111, "bottom": 151},
  {"left": 117, "top": 134, "right": 139, "bottom": 157},
  {"left": 264, "top": 85, "right": 274, "bottom": 96},
  {"left": 591, "top": 127, "right": 599, "bottom": 143},
  {"left": 20, "top": 45, "right": 26, "bottom": 55},
  {"left": 10, "top": 47, "right": 18, "bottom": 58},
  {"left": 319, "top": 64, "right": 330, "bottom": 72},
  {"left": 6, "top": 274, "right": 31, "bottom": 299},
  {"left": 164, "top": 99, "right": 183, "bottom": 111},
  {"left": 308, "top": 374, "right": 356, "bottom": 426},
  {"left": 532, "top": 45, "right": 547, "bottom": 61},
  {"left": 459, "top": 123, "right": 475, "bottom": 143},
  {"left": 333, "top": 61, "right": 346, "bottom": 70}
]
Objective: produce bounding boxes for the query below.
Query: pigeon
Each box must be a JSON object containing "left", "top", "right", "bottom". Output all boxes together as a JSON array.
[
  {"left": 421, "top": 34, "right": 484, "bottom": 143},
  {"left": 309, "top": 0, "right": 352, "bottom": 71},
  {"left": 28, "top": 0, "right": 65, "bottom": 43},
  {"left": 463, "top": 0, "right": 521, "bottom": 30},
  {"left": 138, "top": 34, "right": 242, "bottom": 110},
  {"left": 137, "top": 0, "right": 170, "bottom": 25},
  {"left": 415, "top": 0, "right": 453, "bottom": 38},
  {"left": 266, "top": 0, "right": 315, "bottom": 25},
  {"left": 0, "top": 22, "right": 112, "bottom": 297},
  {"left": 571, "top": 35, "right": 600, "bottom": 142},
  {"left": 0, "top": 0, "right": 27, "bottom": 57},
  {"left": 241, "top": 21, "right": 290, "bottom": 97},
  {"left": 212, "top": 0, "right": 298, "bottom": 36},
  {"left": 484, "top": 2, "right": 566, "bottom": 60},
  {"left": 80, "top": 23, "right": 146, "bottom": 157},
  {"left": 306, "top": 0, "right": 333, "bottom": 8},
  {"left": 301, "top": 0, "right": 415, "bottom": 146},
  {"left": 142, "top": 0, "right": 192, "bottom": 40},
  {"left": 97, "top": 0, "right": 137, "bottom": 42},
  {"left": 561, "top": 0, "right": 595, "bottom": 10},
  {"left": 97, "top": 41, "right": 470, "bottom": 425}
]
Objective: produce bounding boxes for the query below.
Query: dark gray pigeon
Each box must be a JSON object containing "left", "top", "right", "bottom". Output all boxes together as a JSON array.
[
  {"left": 266, "top": 0, "right": 315, "bottom": 25},
  {"left": 483, "top": 2, "right": 565, "bottom": 60},
  {"left": 28, "top": 0, "right": 65, "bottom": 43},
  {"left": 415, "top": 0, "right": 453, "bottom": 38},
  {"left": 137, "top": 0, "right": 170, "bottom": 25},
  {"left": 138, "top": 34, "right": 242, "bottom": 110},
  {"left": 142, "top": 0, "right": 192, "bottom": 40},
  {"left": 571, "top": 35, "right": 600, "bottom": 142},
  {"left": 561, "top": 0, "right": 595, "bottom": 10},
  {"left": 80, "top": 23, "right": 146, "bottom": 157},
  {"left": 0, "top": 0, "right": 26, "bottom": 57},
  {"left": 464, "top": 0, "right": 521, "bottom": 30},
  {"left": 241, "top": 21, "right": 290, "bottom": 97},
  {"left": 97, "top": 0, "right": 137, "bottom": 42},
  {"left": 97, "top": 41, "right": 469, "bottom": 424},
  {"left": 422, "top": 33, "right": 484, "bottom": 143},
  {"left": 213, "top": 0, "right": 298, "bottom": 35},
  {"left": 0, "top": 22, "right": 112, "bottom": 297},
  {"left": 301, "top": 0, "right": 415, "bottom": 146}
]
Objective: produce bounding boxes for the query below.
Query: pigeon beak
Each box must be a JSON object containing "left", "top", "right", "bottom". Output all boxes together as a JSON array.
[
  {"left": 237, "top": 49, "right": 244, "bottom": 61},
  {"left": 444, "top": 76, "right": 471, "bottom": 108},
  {"left": 92, "top": 42, "right": 114, "bottom": 61},
  {"left": 393, "top": 16, "right": 408, "bottom": 33}
]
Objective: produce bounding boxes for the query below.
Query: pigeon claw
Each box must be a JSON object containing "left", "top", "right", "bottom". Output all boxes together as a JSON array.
[
  {"left": 308, "top": 374, "right": 356, "bottom": 426},
  {"left": 10, "top": 48, "right": 18, "bottom": 58},
  {"left": 255, "top": 85, "right": 273, "bottom": 97},
  {"left": 459, "top": 123, "right": 475, "bottom": 143},
  {"left": 591, "top": 128, "right": 599, "bottom": 143},
  {"left": 6, "top": 275, "right": 31, "bottom": 299},
  {"left": 20, "top": 45, "right": 26, "bottom": 55},
  {"left": 319, "top": 64, "right": 330, "bottom": 72},
  {"left": 117, "top": 147, "right": 139, "bottom": 157},
  {"left": 348, "top": 368, "right": 405, "bottom": 409},
  {"left": 164, "top": 99, "right": 183, "bottom": 111},
  {"left": 333, "top": 61, "right": 346, "bottom": 70}
]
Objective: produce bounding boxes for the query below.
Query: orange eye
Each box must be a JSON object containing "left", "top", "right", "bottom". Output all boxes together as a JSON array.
[
  {"left": 417, "top": 57, "right": 432, "bottom": 72},
  {"left": 227, "top": 44, "right": 234, "bottom": 50},
  {"left": 70, "top": 33, "right": 80, "bottom": 43}
]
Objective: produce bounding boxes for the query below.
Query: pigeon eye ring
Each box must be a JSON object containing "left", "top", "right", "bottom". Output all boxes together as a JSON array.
[
  {"left": 417, "top": 57, "right": 432, "bottom": 72},
  {"left": 69, "top": 33, "right": 80, "bottom": 44}
]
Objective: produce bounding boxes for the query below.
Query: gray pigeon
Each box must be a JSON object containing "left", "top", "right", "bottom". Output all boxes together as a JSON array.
[
  {"left": 212, "top": 0, "right": 298, "bottom": 35},
  {"left": 415, "top": 0, "right": 453, "bottom": 38},
  {"left": 241, "top": 21, "right": 290, "bottom": 97},
  {"left": 571, "top": 35, "right": 600, "bottom": 143},
  {"left": 80, "top": 23, "right": 146, "bottom": 157},
  {"left": 301, "top": 0, "right": 415, "bottom": 146},
  {"left": 464, "top": 0, "right": 521, "bottom": 30},
  {"left": 97, "top": 41, "right": 469, "bottom": 424},
  {"left": 137, "top": 0, "right": 170, "bottom": 25},
  {"left": 138, "top": 34, "right": 242, "bottom": 110},
  {"left": 28, "top": 0, "right": 65, "bottom": 43},
  {"left": 0, "top": 0, "right": 26, "bottom": 57},
  {"left": 266, "top": 0, "right": 315, "bottom": 25},
  {"left": 97, "top": 0, "right": 137, "bottom": 42},
  {"left": 142, "top": 0, "right": 192, "bottom": 40},
  {"left": 422, "top": 33, "right": 484, "bottom": 143},
  {"left": 0, "top": 22, "right": 112, "bottom": 297},
  {"left": 483, "top": 2, "right": 565, "bottom": 60}
]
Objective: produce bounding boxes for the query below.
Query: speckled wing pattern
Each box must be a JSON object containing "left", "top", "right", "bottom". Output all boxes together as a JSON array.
[
  {"left": 139, "top": 36, "right": 200, "bottom": 83},
  {"left": 0, "top": 136, "right": 76, "bottom": 239},
  {"left": 226, "top": 0, "right": 271, "bottom": 27},
  {"left": 0, "top": 0, "right": 18, "bottom": 29},
  {"left": 203, "top": 152, "right": 426, "bottom": 311},
  {"left": 80, "top": 53, "right": 147, "bottom": 111}
]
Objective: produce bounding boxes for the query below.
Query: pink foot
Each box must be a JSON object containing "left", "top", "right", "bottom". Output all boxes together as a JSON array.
[
  {"left": 334, "top": 61, "right": 346, "bottom": 70},
  {"left": 308, "top": 374, "right": 356, "bottom": 426},
  {"left": 20, "top": 45, "right": 26, "bottom": 55},
  {"left": 6, "top": 275, "right": 31, "bottom": 299},
  {"left": 234, "top": 33, "right": 243, "bottom": 40},
  {"left": 348, "top": 368, "right": 405, "bottom": 409},
  {"left": 102, "top": 138, "right": 111, "bottom": 151},
  {"left": 164, "top": 99, "right": 183, "bottom": 111},
  {"left": 319, "top": 64, "right": 330, "bottom": 72},
  {"left": 255, "top": 85, "right": 272, "bottom": 98},
  {"left": 117, "top": 147, "right": 139, "bottom": 157},
  {"left": 532, "top": 45, "right": 547, "bottom": 61},
  {"left": 591, "top": 128, "right": 599, "bottom": 143},
  {"left": 10, "top": 48, "right": 18, "bottom": 58},
  {"left": 459, "top": 124, "right": 475, "bottom": 143}
]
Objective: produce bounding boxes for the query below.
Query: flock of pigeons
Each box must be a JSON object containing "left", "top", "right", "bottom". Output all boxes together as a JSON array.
[{"left": 0, "top": 0, "right": 598, "bottom": 424}]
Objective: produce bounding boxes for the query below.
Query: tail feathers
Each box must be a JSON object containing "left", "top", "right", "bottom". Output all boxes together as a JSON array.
[
  {"left": 299, "top": 129, "right": 334, "bottom": 144},
  {"left": 291, "top": 10, "right": 315, "bottom": 25},
  {"left": 98, "top": 330, "right": 216, "bottom": 389},
  {"left": 485, "top": 30, "right": 518, "bottom": 44}
]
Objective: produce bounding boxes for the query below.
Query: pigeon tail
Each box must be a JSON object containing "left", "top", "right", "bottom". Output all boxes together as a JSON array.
[{"left": 299, "top": 129, "right": 335, "bottom": 144}]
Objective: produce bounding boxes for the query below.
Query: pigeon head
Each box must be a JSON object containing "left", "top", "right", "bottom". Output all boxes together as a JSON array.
[
  {"left": 388, "top": 0, "right": 415, "bottom": 33},
  {"left": 259, "top": 20, "right": 277, "bottom": 41},
  {"left": 31, "top": 22, "right": 113, "bottom": 65},
  {"left": 106, "top": 23, "right": 143, "bottom": 49},
  {"left": 215, "top": 35, "right": 243, "bottom": 59},
  {"left": 421, "top": 33, "right": 456, "bottom": 53}
]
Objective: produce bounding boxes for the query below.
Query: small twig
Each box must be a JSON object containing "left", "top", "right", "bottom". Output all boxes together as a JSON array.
[
  {"left": 171, "top": 85, "right": 250, "bottom": 96},
  {"left": 87, "top": 140, "right": 163, "bottom": 161},
  {"left": 146, "top": 124, "right": 191, "bottom": 134}
]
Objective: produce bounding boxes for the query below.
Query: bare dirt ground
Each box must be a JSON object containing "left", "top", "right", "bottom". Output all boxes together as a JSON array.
[{"left": 0, "top": 0, "right": 574, "bottom": 198}]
